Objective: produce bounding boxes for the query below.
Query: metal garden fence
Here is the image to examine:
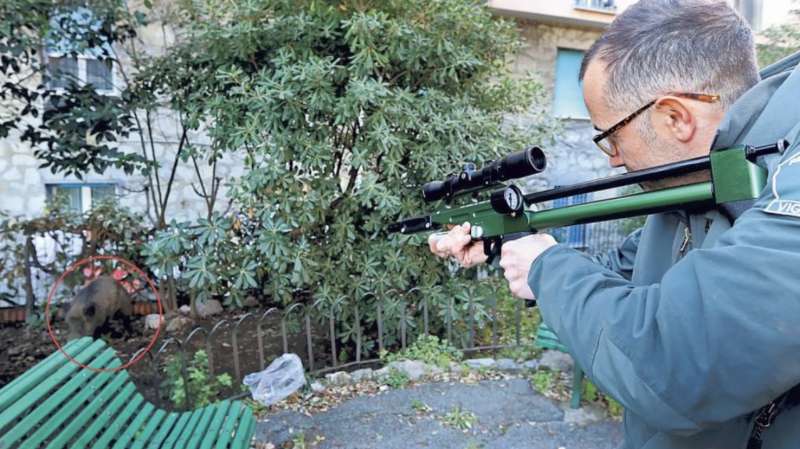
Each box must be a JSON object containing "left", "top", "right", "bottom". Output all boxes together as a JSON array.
[{"left": 124, "top": 215, "right": 629, "bottom": 410}]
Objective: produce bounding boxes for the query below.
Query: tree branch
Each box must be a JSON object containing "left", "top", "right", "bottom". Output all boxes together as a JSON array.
[
  {"left": 111, "top": 45, "right": 162, "bottom": 225},
  {"left": 146, "top": 109, "right": 165, "bottom": 224},
  {"left": 130, "top": 109, "right": 161, "bottom": 224},
  {"left": 190, "top": 182, "right": 205, "bottom": 198},
  {"left": 344, "top": 166, "right": 359, "bottom": 194},
  {"left": 190, "top": 151, "right": 211, "bottom": 218},
  {"left": 208, "top": 159, "right": 220, "bottom": 219},
  {"left": 158, "top": 124, "right": 188, "bottom": 226},
  {"left": 26, "top": 237, "right": 54, "bottom": 274}
]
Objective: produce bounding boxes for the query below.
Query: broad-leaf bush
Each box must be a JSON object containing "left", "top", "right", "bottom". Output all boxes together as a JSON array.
[{"left": 142, "top": 0, "right": 556, "bottom": 353}]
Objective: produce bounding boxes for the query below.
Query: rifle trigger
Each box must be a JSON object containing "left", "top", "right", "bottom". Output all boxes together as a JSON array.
[{"left": 484, "top": 238, "right": 502, "bottom": 265}]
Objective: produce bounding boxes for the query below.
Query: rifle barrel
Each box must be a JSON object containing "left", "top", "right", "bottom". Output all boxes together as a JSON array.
[
  {"left": 523, "top": 156, "right": 710, "bottom": 204},
  {"left": 524, "top": 140, "right": 788, "bottom": 205}
]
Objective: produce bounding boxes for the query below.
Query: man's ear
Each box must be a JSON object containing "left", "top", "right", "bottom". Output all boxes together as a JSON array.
[
  {"left": 653, "top": 97, "right": 696, "bottom": 143},
  {"left": 84, "top": 304, "right": 96, "bottom": 317}
]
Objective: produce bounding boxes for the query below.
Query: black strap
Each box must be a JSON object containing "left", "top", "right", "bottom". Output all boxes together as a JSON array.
[{"left": 747, "top": 384, "right": 800, "bottom": 449}]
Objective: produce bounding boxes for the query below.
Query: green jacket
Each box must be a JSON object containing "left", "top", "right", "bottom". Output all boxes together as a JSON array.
[{"left": 529, "top": 60, "right": 800, "bottom": 449}]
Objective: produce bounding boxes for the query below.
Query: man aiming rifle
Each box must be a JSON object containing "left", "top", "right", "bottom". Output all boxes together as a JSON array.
[{"left": 428, "top": 1, "right": 800, "bottom": 448}]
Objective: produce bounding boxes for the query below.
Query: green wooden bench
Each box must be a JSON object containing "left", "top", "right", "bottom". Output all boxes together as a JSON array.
[
  {"left": 535, "top": 323, "right": 585, "bottom": 409},
  {"left": 0, "top": 337, "right": 256, "bottom": 449}
]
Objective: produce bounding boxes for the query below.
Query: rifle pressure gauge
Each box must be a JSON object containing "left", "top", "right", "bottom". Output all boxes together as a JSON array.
[{"left": 490, "top": 185, "right": 524, "bottom": 215}]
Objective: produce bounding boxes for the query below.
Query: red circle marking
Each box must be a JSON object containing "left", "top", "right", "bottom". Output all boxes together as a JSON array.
[{"left": 45, "top": 255, "right": 163, "bottom": 372}]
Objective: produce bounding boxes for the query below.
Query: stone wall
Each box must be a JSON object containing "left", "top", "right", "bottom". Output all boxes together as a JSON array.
[
  {"left": 0, "top": 138, "right": 47, "bottom": 216},
  {"left": 0, "top": 112, "right": 245, "bottom": 223},
  {"left": 512, "top": 21, "right": 603, "bottom": 103},
  {"left": 509, "top": 20, "right": 623, "bottom": 186},
  {"left": 0, "top": 9, "right": 245, "bottom": 223}
]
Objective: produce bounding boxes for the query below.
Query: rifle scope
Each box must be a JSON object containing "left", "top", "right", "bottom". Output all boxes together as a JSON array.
[{"left": 422, "top": 146, "right": 546, "bottom": 203}]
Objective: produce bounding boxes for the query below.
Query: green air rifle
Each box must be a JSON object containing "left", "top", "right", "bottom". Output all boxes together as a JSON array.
[{"left": 388, "top": 140, "right": 790, "bottom": 262}]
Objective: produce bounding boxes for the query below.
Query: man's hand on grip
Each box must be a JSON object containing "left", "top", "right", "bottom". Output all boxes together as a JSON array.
[{"left": 427, "top": 222, "right": 488, "bottom": 268}]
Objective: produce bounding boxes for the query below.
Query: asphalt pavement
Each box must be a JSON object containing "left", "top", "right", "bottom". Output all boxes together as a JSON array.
[{"left": 255, "top": 378, "right": 623, "bottom": 449}]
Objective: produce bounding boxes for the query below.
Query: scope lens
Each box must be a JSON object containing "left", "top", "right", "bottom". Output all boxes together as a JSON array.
[
  {"left": 499, "top": 146, "right": 547, "bottom": 181},
  {"left": 420, "top": 146, "right": 547, "bottom": 203}
]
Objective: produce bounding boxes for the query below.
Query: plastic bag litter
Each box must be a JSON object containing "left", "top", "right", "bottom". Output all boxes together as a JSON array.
[{"left": 243, "top": 353, "right": 306, "bottom": 406}]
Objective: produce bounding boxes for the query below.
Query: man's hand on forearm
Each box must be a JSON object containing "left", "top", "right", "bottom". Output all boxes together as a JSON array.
[
  {"left": 499, "top": 234, "right": 557, "bottom": 300},
  {"left": 427, "top": 222, "right": 488, "bottom": 268}
]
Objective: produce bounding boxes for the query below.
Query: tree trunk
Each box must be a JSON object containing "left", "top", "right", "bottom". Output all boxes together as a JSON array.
[
  {"left": 158, "top": 275, "right": 178, "bottom": 312},
  {"left": 190, "top": 289, "right": 200, "bottom": 319},
  {"left": 23, "top": 235, "right": 37, "bottom": 325}
]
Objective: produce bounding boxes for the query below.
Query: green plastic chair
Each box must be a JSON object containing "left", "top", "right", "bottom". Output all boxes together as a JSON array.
[
  {"left": 534, "top": 323, "right": 585, "bottom": 409},
  {"left": 0, "top": 337, "right": 255, "bottom": 449}
]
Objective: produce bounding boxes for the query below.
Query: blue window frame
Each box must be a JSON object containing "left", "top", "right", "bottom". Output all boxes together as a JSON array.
[
  {"left": 45, "top": 183, "right": 117, "bottom": 213},
  {"left": 46, "top": 184, "right": 83, "bottom": 213},
  {"left": 553, "top": 49, "right": 590, "bottom": 119},
  {"left": 574, "top": 0, "right": 617, "bottom": 12},
  {"left": 552, "top": 193, "right": 590, "bottom": 249},
  {"left": 45, "top": 7, "right": 114, "bottom": 93}
]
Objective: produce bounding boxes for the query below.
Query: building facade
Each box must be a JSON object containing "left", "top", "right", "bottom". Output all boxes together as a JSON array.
[
  {"left": 0, "top": 8, "right": 244, "bottom": 223},
  {"left": 0, "top": 0, "right": 767, "bottom": 221},
  {"left": 489, "top": 0, "right": 635, "bottom": 191}
]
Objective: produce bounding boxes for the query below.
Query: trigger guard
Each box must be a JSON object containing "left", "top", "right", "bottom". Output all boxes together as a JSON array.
[
  {"left": 483, "top": 239, "right": 493, "bottom": 257},
  {"left": 484, "top": 238, "right": 502, "bottom": 264}
]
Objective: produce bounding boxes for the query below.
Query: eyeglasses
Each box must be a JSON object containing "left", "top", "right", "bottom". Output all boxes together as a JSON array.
[{"left": 592, "top": 92, "right": 721, "bottom": 157}]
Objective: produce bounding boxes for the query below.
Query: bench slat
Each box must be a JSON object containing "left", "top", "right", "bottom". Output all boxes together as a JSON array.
[
  {"left": 186, "top": 404, "right": 220, "bottom": 448},
  {"left": 231, "top": 406, "right": 255, "bottom": 449},
  {"left": 74, "top": 382, "right": 138, "bottom": 448},
  {"left": 173, "top": 408, "right": 205, "bottom": 447},
  {"left": 160, "top": 411, "right": 193, "bottom": 449},
  {"left": 21, "top": 367, "right": 118, "bottom": 448},
  {"left": 48, "top": 370, "right": 131, "bottom": 449},
  {"left": 112, "top": 403, "right": 156, "bottom": 449},
  {"left": 535, "top": 324, "right": 569, "bottom": 353},
  {"left": 215, "top": 401, "right": 245, "bottom": 449},
  {"left": 2, "top": 337, "right": 256, "bottom": 449},
  {"left": 0, "top": 337, "right": 88, "bottom": 398},
  {"left": 0, "top": 337, "right": 97, "bottom": 413},
  {"left": 129, "top": 409, "right": 167, "bottom": 449},
  {"left": 0, "top": 349, "right": 117, "bottom": 448},
  {"left": 91, "top": 393, "right": 145, "bottom": 449},
  {"left": 0, "top": 340, "right": 109, "bottom": 436},
  {"left": 145, "top": 411, "right": 179, "bottom": 449},
  {"left": 200, "top": 401, "right": 233, "bottom": 449}
]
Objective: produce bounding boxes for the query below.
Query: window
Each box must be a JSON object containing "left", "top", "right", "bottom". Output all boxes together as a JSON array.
[
  {"left": 552, "top": 194, "right": 590, "bottom": 250},
  {"left": 45, "top": 183, "right": 117, "bottom": 213},
  {"left": 45, "top": 54, "right": 114, "bottom": 93},
  {"left": 46, "top": 56, "right": 79, "bottom": 89},
  {"left": 574, "top": 0, "right": 617, "bottom": 12},
  {"left": 44, "top": 7, "right": 115, "bottom": 94},
  {"left": 553, "top": 49, "right": 590, "bottom": 119},
  {"left": 86, "top": 59, "right": 113, "bottom": 91}
]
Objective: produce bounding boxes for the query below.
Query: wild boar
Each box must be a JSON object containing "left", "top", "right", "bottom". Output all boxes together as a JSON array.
[{"left": 65, "top": 275, "right": 133, "bottom": 340}]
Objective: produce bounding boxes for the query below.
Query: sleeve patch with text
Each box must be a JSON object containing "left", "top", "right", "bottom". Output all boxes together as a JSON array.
[{"left": 765, "top": 151, "right": 800, "bottom": 218}]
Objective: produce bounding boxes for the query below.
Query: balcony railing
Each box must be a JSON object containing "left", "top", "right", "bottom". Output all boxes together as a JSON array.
[{"left": 574, "top": 0, "right": 617, "bottom": 12}]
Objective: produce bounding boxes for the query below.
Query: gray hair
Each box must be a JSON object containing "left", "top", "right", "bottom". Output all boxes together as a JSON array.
[{"left": 580, "top": 0, "right": 759, "bottom": 112}]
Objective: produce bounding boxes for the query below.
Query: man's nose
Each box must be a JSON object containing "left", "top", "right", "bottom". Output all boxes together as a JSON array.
[{"left": 608, "top": 152, "right": 625, "bottom": 168}]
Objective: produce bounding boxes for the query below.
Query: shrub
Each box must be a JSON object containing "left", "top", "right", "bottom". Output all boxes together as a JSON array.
[
  {"left": 384, "top": 368, "right": 410, "bottom": 389},
  {"left": 380, "top": 334, "right": 463, "bottom": 369},
  {"left": 163, "top": 349, "right": 233, "bottom": 408},
  {"left": 141, "top": 0, "right": 556, "bottom": 349}
]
